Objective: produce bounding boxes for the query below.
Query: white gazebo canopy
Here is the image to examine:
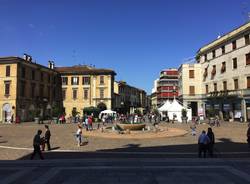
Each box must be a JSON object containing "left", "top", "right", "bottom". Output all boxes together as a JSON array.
[
  {"left": 99, "top": 110, "right": 117, "bottom": 119},
  {"left": 158, "top": 99, "right": 192, "bottom": 122}
]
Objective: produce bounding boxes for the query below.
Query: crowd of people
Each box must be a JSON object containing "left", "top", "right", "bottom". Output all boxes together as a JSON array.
[{"left": 29, "top": 111, "right": 250, "bottom": 160}]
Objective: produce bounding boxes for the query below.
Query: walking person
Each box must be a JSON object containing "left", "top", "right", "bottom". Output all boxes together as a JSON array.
[
  {"left": 76, "top": 124, "right": 83, "bottom": 146},
  {"left": 30, "top": 130, "right": 44, "bottom": 160},
  {"left": 190, "top": 123, "right": 197, "bottom": 136},
  {"left": 44, "top": 125, "right": 51, "bottom": 151},
  {"left": 198, "top": 130, "right": 210, "bottom": 158},
  {"left": 207, "top": 127, "right": 215, "bottom": 157},
  {"left": 247, "top": 123, "right": 250, "bottom": 148}
]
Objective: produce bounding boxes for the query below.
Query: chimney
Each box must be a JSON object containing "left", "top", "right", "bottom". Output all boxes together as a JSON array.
[
  {"left": 48, "top": 61, "right": 55, "bottom": 69},
  {"left": 48, "top": 61, "right": 52, "bottom": 68},
  {"left": 23, "top": 53, "right": 32, "bottom": 62}
]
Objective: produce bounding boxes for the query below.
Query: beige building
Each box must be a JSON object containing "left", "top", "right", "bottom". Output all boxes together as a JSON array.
[
  {"left": 178, "top": 63, "right": 203, "bottom": 116},
  {"left": 0, "top": 55, "right": 62, "bottom": 123},
  {"left": 196, "top": 22, "right": 250, "bottom": 121},
  {"left": 55, "top": 65, "right": 116, "bottom": 117}
]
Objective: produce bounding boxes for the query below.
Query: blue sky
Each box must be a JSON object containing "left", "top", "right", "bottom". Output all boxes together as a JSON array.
[{"left": 0, "top": 0, "right": 249, "bottom": 94}]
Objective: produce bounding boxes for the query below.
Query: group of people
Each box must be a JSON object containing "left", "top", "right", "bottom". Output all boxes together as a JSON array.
[
  {"left": 198, "top": 128, "right": 215, "bottom": 158},
  {"left": 30, "top": 125, "right": 51, "bottom": 160}
]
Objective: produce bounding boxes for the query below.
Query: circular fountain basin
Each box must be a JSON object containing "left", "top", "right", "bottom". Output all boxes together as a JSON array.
[{"left": 117, "top": 123, "right": 146, "bottom": 131}]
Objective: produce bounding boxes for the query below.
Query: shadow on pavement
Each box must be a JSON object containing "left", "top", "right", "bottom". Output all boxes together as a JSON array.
[{"left": 18, "top": 139, "right": 250, "bottom": 160}]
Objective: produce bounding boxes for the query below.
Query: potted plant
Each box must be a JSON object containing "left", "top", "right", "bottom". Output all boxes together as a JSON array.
[{"left": 181, "top": 109, "right": 188, "bottom": 123}]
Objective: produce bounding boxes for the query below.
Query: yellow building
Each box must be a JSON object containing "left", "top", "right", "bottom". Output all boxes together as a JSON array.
[
  {"left": 0, "top": 55, "right": 62, "bottom": 123},
  {"left": 55, "top": 65, "right": 116, "bottom": 117}
]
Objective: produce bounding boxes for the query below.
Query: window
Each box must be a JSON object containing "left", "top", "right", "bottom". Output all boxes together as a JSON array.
[
  {"left": 82, "top": 77, "right": 90, "bottom": 85},
  {"left": 71, "top": 77, "right": 79, "bottom": 85},
  {"left": 100, "top": 89, "right": 104, "bottom": 98},
  {"left": 21, "top": 82, "right": 26, "bottom": 96},
  {"left": 245, "top": 34, "right": 250, "bottom": 45},
  {"left": 246, "top": 53, "right": 250, "bottom": 65},
  {"left": 221, "top": 62, "right": 226, "bottom": 73},
  {"left": 247, "top": 77, "right": 250, "bottom": 89},
  {"left": 40, "top": 72, "right": 43, "bottom": 82},
  {"left": 203, "top": 68, "right": 208, "bottom": 79},
  {"left": 212, "top": 50, "right": 216, "bottom": 58},
  {"left": 48, "top": 74, "right": 51, "bottom": 83},
  {"left": 233, "top": 58, "right": 237, "bottom": 69},
  {"left": 189, "top": 70, "right": 194, "bottom": 78},
  {"left": 6, "top": 66, "right": 10, "bottom": 77},
  {"left": 73, "top": 89, "right": 77, "bottom": 99},
  {"left": 211, "top": 65, "right": 216, "bottom": 77},
  {"left": 4, "top": 82, "right": 10, "bottom": 96},
  {"left": 232, "top": 40, "right": 237, "bottom": 50},
  {"left": 204, "top": 54, "right": 207, "bottom": 61},
  {"left": 40, "top": 84, "right": 44, "bottom": 97},
  {"left": 62, "top": 89, "right": 66, "bottom": 100},
  {"left": 62, "top": 77, "right": 68, "bottom": 85},
  {"left": 100, "top": 76, "right": 104, "bottom": 84},
  {"left": 214, "top": 83, "right": 217, "bottom": 92},
  {"left": 32, "top": 70, "right": 35, "bottom": 80},
  {"left": 84, "top": 89, "right": 88, "bottom": 99},
  {"left": 223, "top": 81, "right": 227, "bottom": 90},
  {"left": 189, "top": 86, "right": 195, "bottom": 95},
  {"left": 47, "top": 86, "right": 50, "bottom": 100},
  {"left": 221, "top": 45, "right": 225, "bottom": 54},
  {"left": 31, "top": 83, "right": 36, "bottom": 98},
  {"left": 205, "top": 85, "right": 209, "bottom": 94},
  {"left": 234, "top": 79, "right": 238, "bottom": 90},
  {"left": 21, "top": 67, "right": 25, "bottom": 78}
]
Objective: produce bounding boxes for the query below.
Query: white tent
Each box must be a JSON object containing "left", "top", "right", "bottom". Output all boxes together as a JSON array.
[
  {"left": 158, "top": 100, "right": 171, "bottom": 112},
  {"left": 99, "top": 110, "right": 117, "bottom": 119},
  {"left": 158, "top": 99, "right": 192, "bottom": 122}
]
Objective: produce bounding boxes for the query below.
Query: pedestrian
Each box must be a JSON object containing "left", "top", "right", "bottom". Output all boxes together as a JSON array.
[
  {"left": 190, "top": 123, "right": 196, "bottom": 136},
  {"left": 247, "top": 123, "right": 250, "bottom": 148},
  {"left": 207, "top": 127, "right": 215, "bottom": 157},
  {"left": 198, "top": 130, "right": 210, "bottom": 158},
  {"left": 44, "top": 125, "right": 51, "bottom": 151},
  {"left": 76, "top": 124, "right": 83, "bottom": 146},
  {"left": 85, "top": 116, "right": 89, "bottom": 131},
  {"left": 30, "top": 129, "right": 44, "bottom": 160},
  {"left": 215, "top": 116, "right": 220, "bottom": 127},
  {"left": 88, "top": 116, "right": 93, "bottom": 131}
]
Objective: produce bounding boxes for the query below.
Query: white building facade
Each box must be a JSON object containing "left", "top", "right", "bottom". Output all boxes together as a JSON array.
[{"left": 197, "top": 22, "right": 250, "bottom": 122}]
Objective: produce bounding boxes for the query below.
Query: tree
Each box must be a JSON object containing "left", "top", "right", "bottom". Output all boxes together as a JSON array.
[{"left": 83, "top": 106, "right": 100, "bottom": 118}]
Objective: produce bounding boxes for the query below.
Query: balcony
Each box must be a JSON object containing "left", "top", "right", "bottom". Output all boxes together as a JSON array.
[{"left": 206, "top": 90, "right": 243, "bottom": 98}]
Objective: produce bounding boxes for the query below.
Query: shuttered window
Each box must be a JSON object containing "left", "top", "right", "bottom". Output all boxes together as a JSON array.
[
  {"left": 189, "top": 70, "right": 194, "bottom": 78},
  {"left": 189, "top": 86, "right": 195, "bottom": 96},
  {"left": 246, "top": 53, "right": 250, "bottom": 65},
  {"left": 247, "top": 77, "right": 250, "bottom": 89}
]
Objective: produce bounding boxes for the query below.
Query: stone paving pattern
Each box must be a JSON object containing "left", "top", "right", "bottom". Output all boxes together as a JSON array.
[
  {"left": 0, "top": 158, "right": 250, "bottom": 184},
  {"left": 0, "top": 121, "right": 249, "bottom": 160}
]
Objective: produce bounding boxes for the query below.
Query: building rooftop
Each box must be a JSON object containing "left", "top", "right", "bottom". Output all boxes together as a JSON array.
[
  {"left": 0, "top": 56, "right": 57, "bottom": 72},
  {"left": 197, "top": 21, "right": 250, "bottom": 54},
  {"left": 55, "top": 65, "right": 116, "bottom": 75}
]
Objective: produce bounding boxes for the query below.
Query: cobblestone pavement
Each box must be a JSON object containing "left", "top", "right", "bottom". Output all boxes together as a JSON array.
[
  {"left": 0, "top": 121, "right": 249, "bottom": 160},
  {"left": 0, "top": 158, "right": 250, "bottom": 184}
]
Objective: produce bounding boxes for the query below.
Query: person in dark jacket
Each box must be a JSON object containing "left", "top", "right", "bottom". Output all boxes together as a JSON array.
[
  {"left": 207, "top": 127, "right": 215, "bottom": 157},
  {"left": 30, "top": 129, "right": 44, "bottom": 160},
  {"left": 247, "top": 123, "right": 250, "bottom": 148},
  {"left": 44, "top": 125, "right": 51, "bottom": 151}
]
